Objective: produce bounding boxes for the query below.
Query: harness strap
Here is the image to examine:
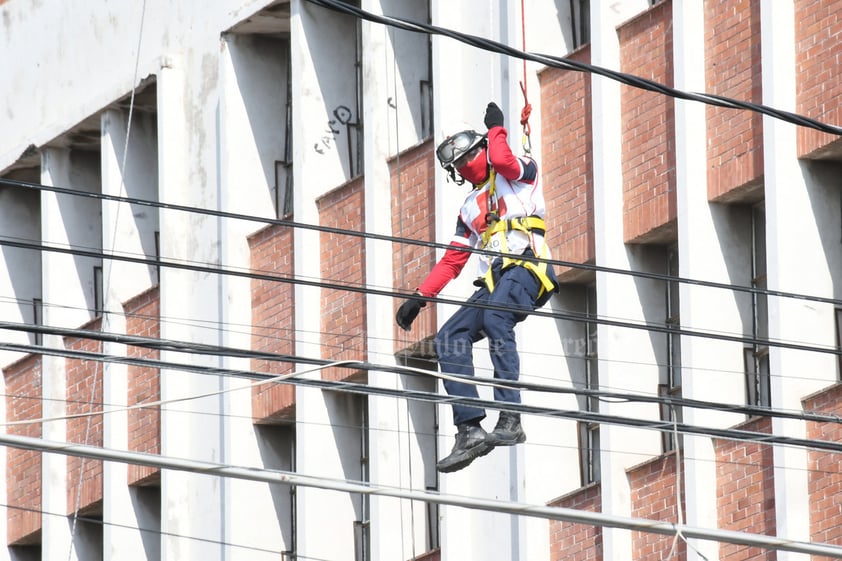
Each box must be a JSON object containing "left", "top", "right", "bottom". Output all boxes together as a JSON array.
[
  {"left": 480, "top": 216, "right": 546, "bottom": 247},
  {"left": 480, "top": 215, "right": 555, "bottom": 297}
]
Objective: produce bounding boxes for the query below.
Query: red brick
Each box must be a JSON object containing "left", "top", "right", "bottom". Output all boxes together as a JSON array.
[
  {"left": 4, "top": 354, "right": 43, "bottom": 544},
  {"left": 389, "top": 140, "right": 439, "bottom": 351},
  {"left": 619, "top": 1, "right": 677, "bottom": 243},
  {"left": 123, "top": 287, "right": 161, "bottom": 485},
  {"left": 539, "top": 45, "right": 595, "bottom": 281},
  {"left": 248, "top": 222, "right": 296, "bottom": 422},
  {"left": 64, "top": 317, "right": 104, "bottom": 515},
  {"left": 548, "top": 484, "right": 603, "bottom": 561},
  {"left": 705, "top": 0, "right": 764, "bottom": 201},
  {"left": 795, "top": 0, "right": 842, "bottom": 157}
]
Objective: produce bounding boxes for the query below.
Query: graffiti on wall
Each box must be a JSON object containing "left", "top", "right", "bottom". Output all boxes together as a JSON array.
[{"left": 314, "top": 105, "right": 353, "bottom": 155}]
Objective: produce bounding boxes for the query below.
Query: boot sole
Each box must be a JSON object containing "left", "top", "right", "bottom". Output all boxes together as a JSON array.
[{"left": 436, "top": 442, "right": 493, "bottom": 473}]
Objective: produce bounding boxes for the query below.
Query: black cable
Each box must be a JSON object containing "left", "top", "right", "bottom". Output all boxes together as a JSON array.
[
  {"left": 4, "top": 177, "right": 841, "bottom": 308},
  {"left": 4, "top": 318, "right": 841, "bottom": 427},
  {"left": 305, "top": 0, "right": 842, "bottom": 137},
  {"left": 1, "top": 504, "right": 298, "bottom": 557},
  {"left": 4, "top": 335, "right": 842, "bottom": 455},
  {"left": 2, "top": 234, "right": 839, "bottom": 359}
]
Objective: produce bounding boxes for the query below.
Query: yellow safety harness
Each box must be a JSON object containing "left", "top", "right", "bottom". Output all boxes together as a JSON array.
[{"left": 477, "top": 171, "right": 556, "bottom": 298}]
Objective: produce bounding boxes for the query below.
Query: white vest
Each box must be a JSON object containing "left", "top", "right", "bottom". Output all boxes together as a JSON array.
[{"left": 457, "top": 172, "right": 549, "bottom": 279}]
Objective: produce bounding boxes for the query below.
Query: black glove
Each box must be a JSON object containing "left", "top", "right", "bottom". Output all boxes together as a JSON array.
[
  {"left": 484, "top": 102, "right": 504, "bottom": 129},
  {"left": 396, "top": 296, "right": 425, "bottom": 331}
]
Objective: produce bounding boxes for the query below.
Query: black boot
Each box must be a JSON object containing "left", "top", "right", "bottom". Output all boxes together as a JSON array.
[
  {"left": 486, "top": 412, "right": 526, "bottom": 447},
  {"left": 436, "top": 422, "right": 492, "bottom": 473}
]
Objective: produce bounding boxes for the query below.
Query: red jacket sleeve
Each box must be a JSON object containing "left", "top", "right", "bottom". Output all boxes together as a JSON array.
[
  {"left": 416, "top": 242, "right": 472, "bottom": 298},
  {"left": 487, "top": 126, "right": 536, "bottom": 182}
]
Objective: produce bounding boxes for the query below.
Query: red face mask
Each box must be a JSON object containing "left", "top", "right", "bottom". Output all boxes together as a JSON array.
[{"left": 456, "top": 147, "right": 488, "bottom": 185}]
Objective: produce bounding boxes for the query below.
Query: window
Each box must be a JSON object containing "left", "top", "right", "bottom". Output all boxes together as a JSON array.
[
  {"left": 274, "top": 159, "right": 293, "bottom": 219},
  {"left": 154, "top": 231, "right": 161, "bottom": 285},
  {"left": 746, "top": 204, "right": 770, "bottom": 407},
  {"left": 354, "top": 399, "right": 370, "bottom": 561},
  {"left": 578, "top": 283, "right": 600, "bottom": 485},
  {"left": 397, "top": 354, "right": 439, "bottom": 553},
  {"left": 254, "top": 424, "right": 295, "bottom": 557},
  {"left": 660, "top": 246, "right": 683, "bottom": 452},
  {"left": 570, "top": 0, "right": 590, "bottom": 48},
  {"left": 32, "top": 297, "right": 43, "bottom": 346},
  {"left": 349, "top": 17, "right": 364, "bottom": 177},
  {"left": 93, "top": 265, "right": 103, "bottom": 316},
  {"left": 420, "top": 3, "right": 433, "bottom": 139},
  {"left": 836, "top": 308, "right": 842, "bottom": 380},
  {"left": 274, "top": 64, "right": 294, "bottom": 219}
]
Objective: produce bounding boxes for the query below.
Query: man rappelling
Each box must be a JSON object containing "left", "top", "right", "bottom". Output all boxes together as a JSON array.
[{"left": 396, "top": 101, "right": 558, "bottom": 473}]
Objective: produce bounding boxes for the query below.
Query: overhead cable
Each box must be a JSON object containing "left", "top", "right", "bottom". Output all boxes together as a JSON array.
[
  {"left": 4, "top": 431, "right": 842, "bottom": 558},
  {"left": 1, "top": 503, "right": 320, "bottom": 559},
  {"left": 3, "top": 177, "right": 841, "bottom": 308},
  {"left": 3, "top": 338, "right": 842, "bottom": 455},
  {"left": 305, "top": 0, "right": 842, "bottom": 137},
  {"left": 2, "top": 318, "right": 840, "bottom": 427},
  {"left": 1, "top": 234, "right": 838, "bottom": 358}
]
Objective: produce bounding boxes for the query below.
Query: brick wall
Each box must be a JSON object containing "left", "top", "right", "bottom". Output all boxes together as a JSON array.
[
  {"left": 795, "top": 0, "right": 842, "bottom": 159},
  {"left": 540, "top": 45, "right": 595, "bottom": 283},
  {"left": 629, "top": 452, "right": 685, "bottom": 560},
  {"left": 4, "top": 354, "right": 42, "bottom": 545},
  {"left": 248, "top": 223, "right": 296, "bottom": 422},
  {"left": 409, "top": 549, "right": 440, "bottom": 561},
  {"left": 124, "top": 287, "right": 161, "bottom": 485},
  {"left": 619, "top": 1, "right": 677, "bottom": 244},
  {"left": 715, "top": 416, "right": 775, "bottom": 561},
  {"left": 548, "top": 483, "right": 602, "bottom": 561},
  {"left": 64, "top": 317, "right": 104, "bottom": 515},
  {"left": 390, "top": 140, "right": 437, "bottom": 356},
  {"left": 705, "top": 0, "right": 764, "bottom": 202},
  {"left": 318, "top": 176, "right": 368, "bottom": 382},
  {"left": 804, "top": 383, "right": 842, "bottom": 549}
]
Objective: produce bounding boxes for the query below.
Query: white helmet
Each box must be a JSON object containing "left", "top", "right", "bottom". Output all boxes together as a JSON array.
[{"left": 435, "top": 129, "right": 487, "bottom": 184}]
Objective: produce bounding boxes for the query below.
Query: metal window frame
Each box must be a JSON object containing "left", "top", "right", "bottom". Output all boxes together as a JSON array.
[
  {"left": 746, "top": 204, "right": 771, "bottom": 408},
  {"left": 578, "top": 283, "right": 601, "bottom": 485}
]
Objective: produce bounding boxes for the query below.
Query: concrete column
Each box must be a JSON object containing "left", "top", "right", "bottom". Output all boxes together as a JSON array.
[
  {"left": 360, "top": 1, "right": 411, "bottom": 560},
  {"left": 157, "top": 59, "right": 224, "bottom": 561},
  {"left": 292, "top": 0, "right": 363, "bottom": 558},
  {"left": 40, "top": 145, "right": 100, "bottom": 561},
  {"left": 590, "top": 2, "right": 662, "bottom": 560},
  {"left": 100, "top": 106, "right": 159, "bottom": 560},
  {"left": 673, "top": 3, "right": 748, "bottom": 560},
  {"left": 429, "top": 2, "right": 524, "bottom": 560},
  {"left": 761, "top": 1, "right": 836, "bottom": 558},
  {"left": 218, "top": 33, "right": 291, "bottom": 560}
]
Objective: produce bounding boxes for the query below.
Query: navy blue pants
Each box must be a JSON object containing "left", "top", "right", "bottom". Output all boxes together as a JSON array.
[{"left": 434, "top": 264, "right": 541, "bottom": 426}]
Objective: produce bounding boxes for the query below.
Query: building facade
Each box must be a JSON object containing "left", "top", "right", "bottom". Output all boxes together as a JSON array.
[{"left": 0, "top": 0, "right": 841, "bottom": 560}]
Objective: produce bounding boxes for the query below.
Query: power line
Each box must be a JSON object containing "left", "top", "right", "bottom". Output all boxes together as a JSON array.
[
  {"left": 1, "top": 234, "right": 839, "bottom": 359},
  {"left": 2, "top": 504, "right": 294, "bottom": 558},
  {"left": 305, "top": 0, "right": 842, "bottom": 137},
  {"left": 3, "top": 318, "right": 842, "bottom": 427},
  {"left": 3, "top": 431, "right": 842, "bottom": 558},
  {"left": 3, "top": 337, "right": 842, "bottom": 456},
  {"left": 4, "top": 289, "right": 825, "bottom": 393},
  {"left": 4, "top": 176, "right": 842, "bottom": 309}
]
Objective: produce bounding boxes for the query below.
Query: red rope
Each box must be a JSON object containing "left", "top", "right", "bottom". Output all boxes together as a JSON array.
[
  {"left": 519, "top": 0, "right": 532, "bottom": 145},
  {"left": 519, "top": 82, "right": 532, "bottom": 136}
]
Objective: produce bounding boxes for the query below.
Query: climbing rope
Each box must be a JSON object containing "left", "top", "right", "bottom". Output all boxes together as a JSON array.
[
  {"left": 519, "top": 0, "right": 532, "bottom": 155},
  {"left": 519, "top": 81, "right": 532, "bottom": 155}
]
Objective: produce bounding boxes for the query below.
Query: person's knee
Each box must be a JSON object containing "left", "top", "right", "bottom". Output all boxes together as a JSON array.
[
  {"left": 481, "top": 309, "right": 509, "bottom": 339},
  {"left": 435, "top": 330, "right": 469, "bottom": 357}
]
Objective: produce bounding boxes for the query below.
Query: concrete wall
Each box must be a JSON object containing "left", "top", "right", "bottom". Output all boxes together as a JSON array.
[{"left": 1, "top": 0, "right": 842, "bottom": 560}]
